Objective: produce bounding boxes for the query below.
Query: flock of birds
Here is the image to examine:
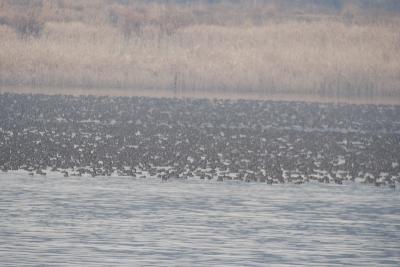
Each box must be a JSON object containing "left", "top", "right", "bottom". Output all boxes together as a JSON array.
[{"left": 0, "top": 93, "right": 399, "bottom": 187}]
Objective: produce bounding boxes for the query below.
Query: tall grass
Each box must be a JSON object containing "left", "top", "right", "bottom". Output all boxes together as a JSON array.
[{"left": 0, "top": 0, "right": 399, "bottom": 101}]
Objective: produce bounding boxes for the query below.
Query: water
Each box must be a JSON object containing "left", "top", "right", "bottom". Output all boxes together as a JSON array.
[{"left": 1, "top": 172, "right": 399, "bottom": 266}]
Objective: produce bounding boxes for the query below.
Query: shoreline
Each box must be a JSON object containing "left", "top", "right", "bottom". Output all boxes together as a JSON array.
[{"left": 1, "top": 86, "right": 400, "bottom": 106}]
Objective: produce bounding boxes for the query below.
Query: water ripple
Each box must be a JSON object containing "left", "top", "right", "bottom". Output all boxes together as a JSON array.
[{"left": 0, "top": 173, "right": 399, "bottom": 266}]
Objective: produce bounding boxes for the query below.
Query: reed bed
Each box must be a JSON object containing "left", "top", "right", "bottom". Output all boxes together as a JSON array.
[{"left": 0, "top": 0, "right": 399, "bottom": 101}]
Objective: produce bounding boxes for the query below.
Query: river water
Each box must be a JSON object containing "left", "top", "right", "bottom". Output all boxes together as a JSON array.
[{"left": 1, "top": 172, "right": 399, "bottom": 266}]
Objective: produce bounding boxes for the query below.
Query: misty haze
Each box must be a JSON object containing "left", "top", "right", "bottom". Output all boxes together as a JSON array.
[{"left": 0, "top": 1, "right": 399, "bottom": 266}]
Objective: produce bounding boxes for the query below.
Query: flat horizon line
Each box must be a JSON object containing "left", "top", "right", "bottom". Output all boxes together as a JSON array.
[{"left": 1, "top": 86, "right": 400, "bottom": 106}]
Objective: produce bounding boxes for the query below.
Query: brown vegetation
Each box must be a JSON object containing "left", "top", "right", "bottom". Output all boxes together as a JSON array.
[
  {"left": 0, "top": 0, "right": 399, "bottom": 102},
  {"left": 0, "top": 1, "right": 44, "bottom": 39}
]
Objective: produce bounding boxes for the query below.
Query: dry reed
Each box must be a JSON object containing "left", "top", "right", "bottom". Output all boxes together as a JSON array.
[{"left": 0, "top": 0, "right": 399, "bottom": 101}]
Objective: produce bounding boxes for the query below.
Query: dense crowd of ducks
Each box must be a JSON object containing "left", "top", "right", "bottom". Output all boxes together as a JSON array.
[{"left": 0, "top": 93, "right": 399, "bottom": 187}]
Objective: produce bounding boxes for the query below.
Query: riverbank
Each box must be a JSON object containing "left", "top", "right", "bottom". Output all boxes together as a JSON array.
[
  {"left": 1, "top": 1, "right": 399, "bottom": 100},
  {"left": 1, "top": 86, "right": 399, "bottom": 106}
]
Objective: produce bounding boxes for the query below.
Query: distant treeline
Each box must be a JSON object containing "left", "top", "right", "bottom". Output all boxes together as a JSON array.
[{"left": 133, "top": 0, "right": 400, "bottom": 12}]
